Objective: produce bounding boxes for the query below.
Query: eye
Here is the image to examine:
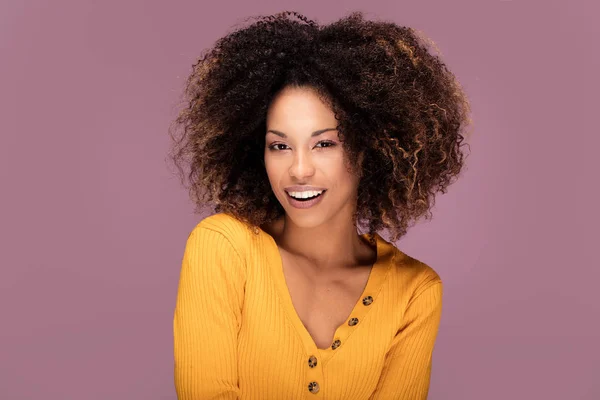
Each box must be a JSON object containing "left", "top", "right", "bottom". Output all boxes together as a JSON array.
[
  {"left": 316, "top": 141, "right": 336, "bottom": 149},
  {"left": 268, "top": 143, "right": 289, "bottom": 151},
  {"left": 267, "top": 141, "right": 336, "bottom": 152}
]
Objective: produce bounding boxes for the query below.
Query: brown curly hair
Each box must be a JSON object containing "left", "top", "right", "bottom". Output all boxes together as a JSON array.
[{"left": 167, "top": 10, "right": 473, "bottom": 242}]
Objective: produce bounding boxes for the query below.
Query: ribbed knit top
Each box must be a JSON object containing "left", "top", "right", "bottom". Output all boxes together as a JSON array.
[{"left": 173, "top": 212, "right": 443, "bottom": 399}]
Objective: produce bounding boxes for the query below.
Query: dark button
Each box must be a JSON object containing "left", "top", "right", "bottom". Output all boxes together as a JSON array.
[
  {"left": 308, "top": 381, "right": 320, "bottom": 394},
  {"left": 362, "top": 295, "right": 373, "bottom": 306},
  {"left": 331, "top": 339, "right": 341, "bottom": 350},
  {"left": 348, "top": 317, "right": 359, "bottom": 326},
  {"left": 308, "top": 355, "right": 318, "bottom": 368}
]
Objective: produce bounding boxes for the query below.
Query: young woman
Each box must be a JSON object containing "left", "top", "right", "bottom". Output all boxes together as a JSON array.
[{"left": 169, "top": 10, "right": 471, "bottom": 399}]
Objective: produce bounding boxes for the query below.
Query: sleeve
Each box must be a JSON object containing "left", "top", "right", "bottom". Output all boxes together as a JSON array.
[
  {"left": 173, "top": 225, "right": 246, "bottom": 400},
  {"left": 369, "top": 279, "right": 443, "bottom": 400}
]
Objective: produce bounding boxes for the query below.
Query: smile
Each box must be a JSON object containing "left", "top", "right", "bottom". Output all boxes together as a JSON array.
[{"left": 285, "top": 190, "right": 327, "bottom": 209}]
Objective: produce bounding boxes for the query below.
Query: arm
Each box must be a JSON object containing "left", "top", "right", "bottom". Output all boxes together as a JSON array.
[
  {"left": 173, "top": 225, "right": 246, "bottom": 400},
  {"left": 369, "top": 280, "right": 443, "bottom": 400}
]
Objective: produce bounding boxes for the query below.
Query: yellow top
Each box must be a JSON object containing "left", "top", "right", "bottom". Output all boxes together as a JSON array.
[{"left": 173, "top": 212, "right": 443, "bottom": 399}]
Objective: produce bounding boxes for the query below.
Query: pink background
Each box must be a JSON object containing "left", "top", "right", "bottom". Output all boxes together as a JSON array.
[{"left": 1, "top": 0, "right": 597, "bottom": 399}]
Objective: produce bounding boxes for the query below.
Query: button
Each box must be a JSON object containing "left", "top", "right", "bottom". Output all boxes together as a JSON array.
[
  {"left": 308, "top": 381, "right": 320, "bottom": 394},
  {"left": 308, "top": 355, "right": 318, "bottom": 368},
  {"left": 331, "top": 339, "right": 341, "bottom": 350},
  {"left": 362, "top": 295, "right": 373, "bottom": 306},
  {"left": 348, "top": 317, "right": 359, "bottom": 326}
]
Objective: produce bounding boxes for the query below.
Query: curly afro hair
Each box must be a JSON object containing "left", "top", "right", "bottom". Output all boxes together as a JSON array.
[{"left": 167, "top": 10, "right": 473, "bottom": 242}]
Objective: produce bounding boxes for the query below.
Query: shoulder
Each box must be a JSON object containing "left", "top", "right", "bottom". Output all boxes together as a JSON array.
[
  {"left": 196, "top": 212, "right": 252, "bottom": 236},
  {"left": 389, "top": 248, "right": 443, "bottom": 297},
  {"left": 188, "top": 212, "right": 254, "bottom": 257}
]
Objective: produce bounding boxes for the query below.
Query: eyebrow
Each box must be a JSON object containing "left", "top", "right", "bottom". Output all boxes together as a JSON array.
[{"left": 266, "top": 128, "right": 337, "bottom": 138}]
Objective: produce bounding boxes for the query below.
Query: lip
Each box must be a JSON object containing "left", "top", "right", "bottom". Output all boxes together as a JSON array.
[
  {"left": 285, "top": 189, "right": 326, "bottom": 209},
  {"left": 284, "top": 185, "right": 327, "bottom": 192}
]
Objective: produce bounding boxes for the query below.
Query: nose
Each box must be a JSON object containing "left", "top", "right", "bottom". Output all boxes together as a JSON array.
[{"left": 288, "top": 149, "right": 316, "bottom": 180}]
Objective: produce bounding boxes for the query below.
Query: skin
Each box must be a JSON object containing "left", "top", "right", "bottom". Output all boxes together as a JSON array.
[{"left": 263, "top": 85, "right": 376, "bottom": 277}]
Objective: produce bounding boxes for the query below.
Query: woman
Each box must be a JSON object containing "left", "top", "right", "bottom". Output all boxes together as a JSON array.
[{"left": 169, "top": 10, "right": 471, "bottom": 399}]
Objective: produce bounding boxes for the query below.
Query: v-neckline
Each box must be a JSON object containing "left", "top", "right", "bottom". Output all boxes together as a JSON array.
[{"left": 259, "top": 227, "right": 396, "bottom": 361}]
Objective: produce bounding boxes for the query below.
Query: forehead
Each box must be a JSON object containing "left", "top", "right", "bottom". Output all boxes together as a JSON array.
[{"left": 266, "top": 86, "right": 336, "bottom": 126}]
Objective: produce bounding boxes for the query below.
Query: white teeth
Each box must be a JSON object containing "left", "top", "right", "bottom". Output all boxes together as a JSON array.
[{"left": 288, "top": 190, "right": 324, "bottom": 199}]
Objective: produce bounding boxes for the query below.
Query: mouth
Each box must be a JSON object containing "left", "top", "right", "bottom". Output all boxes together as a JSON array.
[
  {"left": 285, "top": 190, "right": 326, "bottom": 201},
  {"left": 285, "top": 189, "right": 327, "bottom": 208}
]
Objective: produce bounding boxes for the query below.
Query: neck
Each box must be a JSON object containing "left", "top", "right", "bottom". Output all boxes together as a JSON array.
[{"left": 268, "top": 211, "right": 376, "bottom": 272}]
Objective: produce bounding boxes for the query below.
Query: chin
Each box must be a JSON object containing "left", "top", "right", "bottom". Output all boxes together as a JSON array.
[{"left": 284, "top": 206, "right": 332, "bottom": 227}]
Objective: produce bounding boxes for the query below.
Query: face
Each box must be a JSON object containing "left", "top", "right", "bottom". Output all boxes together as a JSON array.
[{"left": 264, "top": 85, "right": 362, "bottom": 228}]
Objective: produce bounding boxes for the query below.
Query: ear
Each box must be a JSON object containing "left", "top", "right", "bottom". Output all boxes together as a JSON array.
[
  {"left": 358, "top": 150, "right": 365, "bottom": 168},
  {"left": 356, "top": 150, "right": 366, "bottom": 179}
]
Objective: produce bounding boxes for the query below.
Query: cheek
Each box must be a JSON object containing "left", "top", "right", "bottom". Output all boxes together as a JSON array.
[
  {"left": 333, "top": 166, "right": 361, "bottom": 192},
  {"left": 264, "top": 163, "right": 280, "bottom": 187}
]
